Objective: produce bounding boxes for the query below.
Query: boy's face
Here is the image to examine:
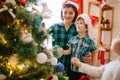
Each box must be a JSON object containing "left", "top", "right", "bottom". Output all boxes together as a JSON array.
[
  {"left": 76, "top": 19, "right": 87, "bottom": 33},
  {"left": 62, "top": 7, "right": 75, "bottom": 23}
]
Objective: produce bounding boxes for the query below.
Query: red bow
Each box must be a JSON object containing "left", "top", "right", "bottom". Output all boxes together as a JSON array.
[
  {"left": 89, "top": 15, "right": 99, "bottom": 27},
  {"left": 79, "top": 76, "right": 89, "bottom": 80},
  {"left": 20, "top": 0, "right": 26, "bottom": 6},
  {"left": 0, "top": 0, "right": 2, "bottom": 4}
]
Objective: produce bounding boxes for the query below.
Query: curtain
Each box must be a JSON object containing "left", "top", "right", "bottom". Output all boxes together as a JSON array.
[{"left": 78, "top": 0, "right": 84, "bottom": 15}]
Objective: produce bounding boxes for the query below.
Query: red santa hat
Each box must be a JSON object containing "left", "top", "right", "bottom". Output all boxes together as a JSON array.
[
  {"left": 77, "top": 13, "right": 94, "bottom": 39},
  {"left": 78, "top": 13, "right": 92, "bottom": 27},
  {"left": 63, "top": 0, "right": 84, "bottom": 15},
  {"left": 63, "top": 0, "right": 79, "bottom": 10},
  {"left": 78, "top": 13, "right": 99, "bottom": 27}
]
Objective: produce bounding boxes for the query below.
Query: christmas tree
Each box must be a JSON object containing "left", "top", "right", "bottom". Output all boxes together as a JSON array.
[{"left": 0, "top": 0, "right": 65, "bottom": 80}]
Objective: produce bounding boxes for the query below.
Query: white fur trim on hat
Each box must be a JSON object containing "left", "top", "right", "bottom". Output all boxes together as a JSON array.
[
  {"left": 78, "top": 13, "right": 94, "bottom": 39},
  {"left": 78, "top": 13, "right": 91, "bottom": 25},
  {"left": 66, "top": 1, "right": 79, "bottom": 9}
]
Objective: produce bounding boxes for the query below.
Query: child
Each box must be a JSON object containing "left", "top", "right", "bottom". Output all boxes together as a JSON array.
[
  {"left": 71, "top": 33, "right": 120, "bottom": 80},
  {"left": 61, "top": 13, "right": 98, "bottom": 80}
]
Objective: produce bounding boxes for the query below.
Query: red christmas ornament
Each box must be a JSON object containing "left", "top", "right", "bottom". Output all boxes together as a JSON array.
[
  {"left": 20, "top": 0, "right": 26, "bottom": 6},
  {"left": 79, "top": 76, "right": 89, "bottom": 80},
  {"left": 0, "top": 13, "right": 14, "bottom": 23},
  {"left": 0, "top": 0, "right": 2, "bottom": 4},
  {"left": 48, "top": 75, "right": 53, "bottom": 80},
  {"left": 106, "top": 19, "right": 110, "bottom": 24},
  {"left": 105, "top": 19, "right": 110, "bottom": 28}
]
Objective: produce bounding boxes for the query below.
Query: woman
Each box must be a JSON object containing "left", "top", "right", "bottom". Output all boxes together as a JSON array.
[{"left": 48, "top": 2, "right": 78, "bottom": 76}]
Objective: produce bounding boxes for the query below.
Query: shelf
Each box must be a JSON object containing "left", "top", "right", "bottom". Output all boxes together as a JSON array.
[
  {"left": 89, "top": 1, "right": 113, "bottom": 10},
  {"left": 105, "top": 48, "right": 110, "bottom": 52},
  {"left": 88, "top": 1, "right": 114, "bottom": 63},
  {"left": 89, "top": 1, "right": 100, "bottom": 7},
  {"left": 100, "top": 27, "right": 112, "bottom": 31},
  {"left": 101, "top": 3, "right": 113, "bottom": 11},
  {"left": 102, "top": 6, "right": 113, "bottom": 11},
  {"left": 96, "top": 25, "right": 112, "bottom": 31}
]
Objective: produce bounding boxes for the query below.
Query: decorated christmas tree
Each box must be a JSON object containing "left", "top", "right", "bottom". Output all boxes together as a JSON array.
[{"left": 0, "top": 0, "right": 65, "bottom": 80}]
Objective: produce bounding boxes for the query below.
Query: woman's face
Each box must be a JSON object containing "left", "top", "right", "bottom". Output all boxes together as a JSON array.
[
  {"left": 76, "top": 19, "right": 87, "bottom": 33},
  {"left": 62, "top": 7, "right": 75, "bottom": 23}
]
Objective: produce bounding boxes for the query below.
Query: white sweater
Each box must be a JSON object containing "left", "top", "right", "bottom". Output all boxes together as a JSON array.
[{"left": 79, "top": 60, "right": 120, "bottom": 80}]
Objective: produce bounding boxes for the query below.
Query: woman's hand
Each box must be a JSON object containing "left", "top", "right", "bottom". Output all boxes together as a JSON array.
[
  {"left": 60, "top": 45, "right": 71, "bottom": 55},
  {"left": 82, "top": 54, "right": 92, "bottom": 64},
  {"left": 71, "top": 57, "right": 81, "bottom": 67}
]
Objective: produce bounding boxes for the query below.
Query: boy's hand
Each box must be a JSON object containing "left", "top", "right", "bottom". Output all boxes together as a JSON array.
[
  {"left": 57, "top": 47, "right": 63, "bottom": 54},
  {"left": 82, "top": 54, "right": 92, "bottom": 64},
  {"left": 71, "top": 57, "right": 81, "bottom": 67}
]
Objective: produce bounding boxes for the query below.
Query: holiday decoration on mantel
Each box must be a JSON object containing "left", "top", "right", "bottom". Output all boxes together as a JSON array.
[{"left": 0, "top": 0, "right": 65, "bottom": 80}]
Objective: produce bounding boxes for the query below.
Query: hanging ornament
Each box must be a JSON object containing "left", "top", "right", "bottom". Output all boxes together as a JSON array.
[
  {"left": 40, "top": 2, "right": 52, "bottom": 19},
  {"left": 52, "top": 46, "right": 63, "bottom": 58},
  {"left": 32, "top": 2, "right": 52, "bottom": 19},
  {"left": 48, "top": 74, "right": 58, "bottom": 80},
  {"left": 6, "top": 0, "right": 16, "bottom": 5},
  {"left": 0, "top": 74, "right": 6, "bottom": 80},
  {"left": 105, "top": 19, "right": 110, "bottom": 28},
  {"left": 8, "top": 54, "right": 19, "bottom": 65},
  {"left": 23, "top": 60, "right": 31, "bottom": 67},
  {"left": 20, "top": 0, "right": 26, "bottom": 6},
  {"left": 17, "top": 59, "right": 32, "bottom": 73},
  {"left": 52, "top": 75, "right": 58, "bottom": 80},
  {"left": 49, "top": 57, "right": 58, "bottom": 65},
  {"left": 48, "top": 74, "right": 53, "bottom": 80},
  {"left": 56, "top": 63, "right": 64, "bottom": 72},
  {"left": 20, "top": 30, "right": 33, "bottom": 43},
  {"left": 36, "top": 52, "right": 48, "bottom": 64},
  {"left": 0, "top": 0, "right": 2, "bottom": 4}
]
